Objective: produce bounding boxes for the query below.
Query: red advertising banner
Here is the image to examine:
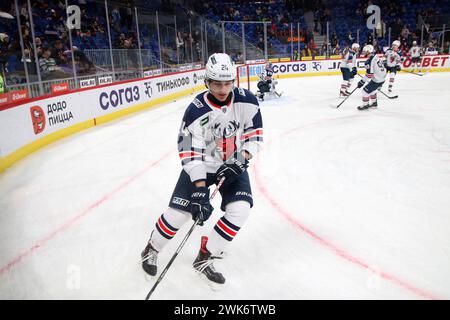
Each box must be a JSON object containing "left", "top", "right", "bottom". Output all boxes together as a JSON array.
[{"left": 51, "top": 83, "right": 69, "bottom": 94}]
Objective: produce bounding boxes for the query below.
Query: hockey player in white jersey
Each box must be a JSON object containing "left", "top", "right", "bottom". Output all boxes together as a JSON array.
[
  {"left": 384, "top": 40, "right": 403, "bottom": 92},
  {"left": 408, "top": 41, "right": 422, "bottom": 72},
  {"left": 357, "top": 44, "right": 387, "bottom": 110},
  {"left": 339, "top": 43, "right": 360, "bottom": 97},
  {"left": 141, "top": 53, "right": 263, "bottom": 287},
  {"left": 256, "top": 62, "right": 278, "bottom": 100}
]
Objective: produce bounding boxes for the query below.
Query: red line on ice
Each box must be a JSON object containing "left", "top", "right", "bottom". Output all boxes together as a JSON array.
[
  {"left": 252, "top": 117, "right": 441, "bottom": 300},
  {"left": 0, "top": 151, "right": 171, "bottom": 276}
]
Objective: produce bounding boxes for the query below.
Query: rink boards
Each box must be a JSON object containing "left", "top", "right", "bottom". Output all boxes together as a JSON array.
[
  {"left": 0, "top": 69, "right": 206, "bottom": 172},
  {"left": 243, "top": 54, "right": 450, "bottom": 80},
  {"left": 1, "top": 54, "right": 449, "bottom": 173}
]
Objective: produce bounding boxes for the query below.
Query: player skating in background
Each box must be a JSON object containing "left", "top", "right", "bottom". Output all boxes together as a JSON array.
[
  {"left": 256, "top": 62, "right": 279, "bottom": 100},
  {"left": 141, "top": 53, "right": 263, "bottom": 288},
  {"left": 408, "top": 41, "right": 423, "bottom": 73},
  {"left": 339, "top": 43, "right": 360, "bottom": 97},
  {"left": 384, "top": 40, "right": 403, "bottom": 92},
  {"left": 357, "top": 44, "right": 387, "bottom": 110}
]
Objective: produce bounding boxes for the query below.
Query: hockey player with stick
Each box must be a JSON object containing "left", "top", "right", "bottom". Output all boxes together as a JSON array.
[
  {"left": 141, "top": 53, "right": 263, "bottom": 287},
  {"left": 256, "top": 62, "right": 278, "bottom": 100},
  {"left": 384, "top": 40, "right": 403, "bottom": 92},
  {"left": 408, "top": 41, "right": 422, "bottom": 72},
  {"left": 357, "top": 44, "right": 387, "bottom": 110},
  {"left": 339, "top": 43, "right": 360, "bottom": 97}
]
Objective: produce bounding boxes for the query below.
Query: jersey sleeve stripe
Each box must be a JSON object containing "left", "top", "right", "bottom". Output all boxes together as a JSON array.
[{"left": 241, "top": 129, "right": 263, "bottom": 140}]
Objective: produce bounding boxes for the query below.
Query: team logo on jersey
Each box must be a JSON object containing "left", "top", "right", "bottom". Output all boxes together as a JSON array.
[
  {"left": 212, "top": 121, "right": 240, "bottom": 160},
  {"left": 212, "top": 121, "right": 240, "bottom": 139},
  {"left": 30, "top": 106, "right": 46, "bottom": 135}
]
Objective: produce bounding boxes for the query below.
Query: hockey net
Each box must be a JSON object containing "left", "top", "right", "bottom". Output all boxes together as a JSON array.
[{"left": 236, "top": 64, "right": 250, "bottom": 90}]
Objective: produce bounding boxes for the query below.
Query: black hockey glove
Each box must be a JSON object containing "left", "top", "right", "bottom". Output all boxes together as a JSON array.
[
  {"left": 396, "top": 65, "right": 401, "bottom": 71},
  {"left": 216, "top": 151, "right": 249, "bottom": 188},
  {"left": 357, "top": 80, "right": 365, "bottom": 88},
  {"left": 191, "top": 186, "right": 213, "bottom": 226},
  {"left": 352, "top": 67, "right": 357, "bottom": 76}
]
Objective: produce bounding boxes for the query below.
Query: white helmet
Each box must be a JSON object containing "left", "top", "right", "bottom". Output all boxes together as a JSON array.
[
  {"left": 351, "top": 43, "right": 360, "bottom": 51},
  {"left": 362, "top": 44, "right": 374, "bottom": 55},
  {"left": 392, "top": 40, "right": 401, "bottom": 48},
  {"left": 205, "top": 53, "right": 236, "bottom": 81}
]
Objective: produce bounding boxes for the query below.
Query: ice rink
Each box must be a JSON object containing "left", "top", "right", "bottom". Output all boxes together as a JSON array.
[{"left": 1, "top": 72, "right": 450, "bottom": 299}]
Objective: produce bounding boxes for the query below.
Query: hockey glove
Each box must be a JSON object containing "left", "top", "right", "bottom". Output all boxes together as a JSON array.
[
  {"left": 216, "top": 151, "right": 249, "bottom": 188},
  {"left": 191, "top": 186, "right": 213, "bottom": 226},
  {"left": 396, "top": 65, "right": 402, "bottom": 72},
  {"left": 352, "top": 67, "right": 357, "bottom": 76},
  {"left": 357, "top": 80, "right": 365, "bottom": 88}
]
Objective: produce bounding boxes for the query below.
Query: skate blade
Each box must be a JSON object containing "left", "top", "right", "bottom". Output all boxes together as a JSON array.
[
  {"left": 196, "top": 271, "right": 225, "bottom": 292},
  {"left": 145, "top": 273, "right": 155, "bottom": 282}
]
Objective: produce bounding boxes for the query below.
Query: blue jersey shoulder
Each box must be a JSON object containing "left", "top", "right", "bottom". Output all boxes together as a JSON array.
[
  {"left": 183, "top": 92, "right": 212, "bottom": 127},
  {"left": 365, "top": 56, "right": 374, "bottom": 67},
  {"left": 233, "top": 87, "right": 259, "bottom": 106}
]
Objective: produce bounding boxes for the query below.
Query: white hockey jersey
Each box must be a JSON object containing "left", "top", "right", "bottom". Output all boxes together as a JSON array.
[
  {"left": 341, "top": 48, "right": 357, "bottom": 69},
  {"left": 178, "top": 87, "right": 263, "bottom": 182},
  {"left": 385, "top": 48, "right": 402, "bottom": 67},
  {"left": 409, "top": 46, "right": 422, "bottom": 58},
  {"left": 363, "top": 54, "right": 387, "bottom": 83}
]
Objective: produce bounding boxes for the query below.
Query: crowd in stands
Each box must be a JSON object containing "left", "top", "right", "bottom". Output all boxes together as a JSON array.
[
  {"left": 188, "top": 0, "right": 450, "bottom": 59},
  {"left": 1, "top": 0, "right": 450, "bottom": 89}
]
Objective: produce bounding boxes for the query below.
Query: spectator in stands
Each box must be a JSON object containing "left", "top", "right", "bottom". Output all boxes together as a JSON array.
[
  {"left": 444, "top": 41, "right": 450, "bottom": 54},
  {"left": 39, "top": 47, "right": 69, "bottom": 80},
  {"left": 347, "top": 30, "right": 354, "bottom": 44},
  {"left": 0, "top": 33, "right": 11, "bottom": 75},
  {"left": 332, "top": 43, "right": 340, "bottom": 55},
  {"left": 111, "top": 6, "right": 121, "bottom": 33},
  {"left": 116, "top": 33, "right": 126, "bottom": 48},
  {"left": 192, "top": 41, "right": 199, "bottom": 62},
  {"left": 314, "top": 9, "right": 321, "bottom": 33},
  {"left": 52, "top": 40, "right": 68, "bottom": 66},
  {"left": 19, "top": 26, "right": 36, "bottom": 75},
  {"left": 176, "top": 31, "right": 185, "bottom": 61},
  {"left": 321, "top": 8, "right": 330, "bottom": 36},
  {"left": 391, "top": 18, "right": 403, "bottom": 40},
  {"left": 35, "top": 37, "right": 43, "bottom": 57},
  {"left": 321, "top": 43, "right": 327, "bottom": 56},
  {"left": 331, "top": 32, "right": 338, "bottom": 48}
]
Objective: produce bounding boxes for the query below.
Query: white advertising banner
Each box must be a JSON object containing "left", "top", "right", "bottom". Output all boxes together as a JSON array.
[{"left": 0, "top": 69, "right": 206, "bottom": 159}]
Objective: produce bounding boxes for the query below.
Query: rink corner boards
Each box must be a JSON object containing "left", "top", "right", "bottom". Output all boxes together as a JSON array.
[{"left": 0, "top": 68, "right": 206, "bottom": 173}]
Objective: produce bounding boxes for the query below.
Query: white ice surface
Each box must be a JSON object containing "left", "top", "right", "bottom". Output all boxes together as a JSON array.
[{"left": 1, "top": 72, "right": 450, "bottom": 299}]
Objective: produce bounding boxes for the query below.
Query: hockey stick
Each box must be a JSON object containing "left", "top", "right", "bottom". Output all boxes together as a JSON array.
[
  {"left": 402, "top": 69, "right": 423, "bottom": 76},
  {"left": 336, "top": 86, "right": 358, "bottom": 108},
  {"left": 377, "top": 88, "right": 398, "bottom": 99},
  {"left": 357, "top": 74, "right": 398, "bottom": 99},
  {"left": 144, "top": 177, "right": 226, "bottom": 300}
]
